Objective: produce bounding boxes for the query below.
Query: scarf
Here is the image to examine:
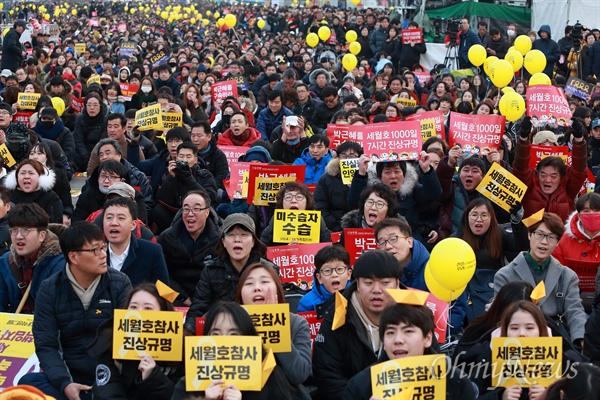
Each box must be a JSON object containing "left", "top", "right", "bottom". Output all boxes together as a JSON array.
[
  {"left": 230, "top": 129, "right": 251, "bottom": 147},
  {"left": 200, "top": 143, "right": 212, "bottom": 157},
  {"left": 351, "top": 291, "right": 381, "bottom": 354},
  {"left": 82, "top": 105, "right": 105, "bottom": 127},
  {"left": 35, "top": 119, "right": 65, "bottom": 141}
]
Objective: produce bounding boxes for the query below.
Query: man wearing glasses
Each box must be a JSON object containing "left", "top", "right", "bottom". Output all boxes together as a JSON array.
[
  {"left": 456, "top": 18, "right": 482, "bottom": 69},
  {"left": 19, "top": 221, "right": 132, "bottom": 400},
  {"left": 0, "top": 203, "right": 64, "bottom": 313}
]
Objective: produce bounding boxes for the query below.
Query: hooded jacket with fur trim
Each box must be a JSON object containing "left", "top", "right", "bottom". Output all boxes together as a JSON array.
[
  {"left": 314, "top": 158, "right": 355, "bottom": 232},
  {"left": 4, "top": 168, "right": 63, "bottom": 223}
]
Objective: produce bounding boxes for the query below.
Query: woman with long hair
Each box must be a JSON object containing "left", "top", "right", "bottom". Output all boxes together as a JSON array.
[{"left": 182, "top": 83, "right": 208, "bottom": 122}]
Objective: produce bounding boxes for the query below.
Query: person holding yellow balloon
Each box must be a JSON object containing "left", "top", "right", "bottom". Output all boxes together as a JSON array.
[{"left": 531, "top": 25, "right": 561, "bottom": 77}]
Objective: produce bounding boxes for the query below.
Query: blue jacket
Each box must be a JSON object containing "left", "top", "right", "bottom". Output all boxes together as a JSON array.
[
  {"left": 292, "top": 148, "right": 334, "bottom": 185},
  {"left": 256, "top": 106, "right": 292, "bottom": 140},
  {"left": 107, "top": 234, "right": 169, "bottom": 287},
  {"left": 297, "top": 277, "right": 351, "bottom": 313},
  {"left": 585, "top": 40, "right": 600, "bottom": 78},
  {"left": 459, "top": 29, "right": 482, "bottom": 66},
  {"left": 0, "top": 231, "right": 65, "bottom": 312},
  {"left": 532, "top": 25, "right": 561, "bottom": 77},
  {"left": 154, "top": 76, "right": 181, "bottom": 97},
  {"left": 369, "top": 27, "right": 388, "bottom": 54}
]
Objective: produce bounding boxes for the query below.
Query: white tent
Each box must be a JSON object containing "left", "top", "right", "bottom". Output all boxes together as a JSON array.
[{"left": 532, "top": 0, "right": 600, "bottom": 40}]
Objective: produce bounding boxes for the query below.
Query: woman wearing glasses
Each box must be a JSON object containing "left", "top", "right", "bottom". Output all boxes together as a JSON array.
[
  {"left": 494, "top": 211, "right": 587, "bottom": 348},
  {"left": 340, "top": 183, "right": 399, "bottom": 231}
]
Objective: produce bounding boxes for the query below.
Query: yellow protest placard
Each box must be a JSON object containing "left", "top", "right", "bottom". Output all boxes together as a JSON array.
[
  {"left": 475, "top": 162, "right": 527, "bottom": 212},
  {"left": 419, "top": 118, "right": 437, "bottom": 141},
  {"left": 241, "top": 171, "right": 250, "bottom": 198},
  {"left": 87, "top": 74, "right": 101, "bottom": 86},
  {"left": 492, "top": 337, "right": 562, "bottom": 388},
  {"left": 340, "top": 158, "right": 359, "bottom": 185},
  {"left": 371, "top": 354, "right": 447, "bottom": 399},
  {"left": 75, "top": 43, "right": 86, "bottom": 54},
  {"left": 17, "top": 93, "right": 40, "bottom": 110},
  {"left": 242, "top": 304, "right": 291, "bottom": 353},
  {"left": 162, "top": 112, "right": 183, "bottom": 129},
  {"left": 0, "top": 313, "right": 37, "bottom": 390},
  {"left": 112, "top": 309, "right": 183, "bottom": 362},
  {"left": 253, "top": 177, "right": 296, "bottom": 206},
  {"left": 185, "top": 336, "right": 262, "bottom": 392},
  {"left": 135, "top": 104, "right": 164, "bottom": 131},
  {"left": 0, "top": 144, "right": 17, "bottom": 168},
  {"left": 273, "top": 209, "right": 321, "bottom": 244},
  {"left": 397, "top": 98, "right": 417, "bottom": 108}
]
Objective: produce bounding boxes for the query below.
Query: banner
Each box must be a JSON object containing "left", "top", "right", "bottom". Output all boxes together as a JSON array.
[
  {"left": 247, "top": 164, "right": 305, "bottom": 205},
  {"left": 564, "top": 76, "right": 593, "bottom": 99},
  {"left": 401, "top": 28, "right": 423, "bottom": 44},
  {"left": 370, "top": 354, "right": 447, "bottom": 399},
  {"left": 340, "top": 158, "right": 359, "bottom": 185},
  {"left": 119, "top": 41, "right": 137, "bottom": 56},
  {"left": 529, "top": 145, "right": 571, "bottom": 170},
  {"left": 0, "top": 313, "right": 40, "bottom": 390},
  {"left": 71, "top": 95, "right": 84, "bottom": 113},
  {"left": 150, "top": 50, "right": 169, "bottom": 67},
  {"left": 297, "top": 311, "right": 323, "bottom": 351},
  {"left": 362, "top": 120, "right": 422, "bottom": 161},
  {"left": 89, "top": 19, "right": 100, "bottom": 27},
  {"left": 273, "top": 210, "right": 321, "bottom": 244},
  {"left": 211, "top": 80, "right": 238, "bottom": 103},
  {"left": 17, "top": 93, "right": 40, "bottom": 110},
  {"left": 561, "top": 258, "right": 598, "bottom": 293},
  {"left": 491, "top": 337, "right": 562, "bottom": 388},
  {"left": 343, "top": 228, "right": 378, "bottom": 266},
  {"left": 449, "top": 113, "right": 505, "bottom": 154},
  {"left": 527, "top": 85, "right": 573, "bottom": 128},
  {"left": 223, "top": 161, "right": 254, "bottom": 199},
  {"left": 74, "top": 43, "right": 86, "bottom": 54},
  {"left": 135, "top": 104, "right": 164, "bottom": 131},
  {"left": 254, "top": 177, "right": 297, "bottom": 206},
  {"left": 218, "top": 145, "right": 248, "bottom": 165},
  {"left": 242, "top": 304, "right": 291, "bottom": 353},
  {"left": 326, "top": 123, "right": 363, "bottom": 149},
  {"left": 117, "top": 22, "right": 127, "bottom": 33},
  {"left": 185, "top": 336, "right": 262, "bottom": 391},
  {"left": 0, "top": 144, "right": 17, "bottom": 168},
  {"left": 267, "top": 242, "right": 331, "bottom": 289},
  {"left": 162, "top": 112, "right": 183, "bottom": 129},
  {"left": 112, "top": 309, "right": 183, "bottom": 361},
  {"left": 476, "top": 162, "right": 527, "bottom": 212},
  {"left": 12, "top": 111, "right": 34, "bottom": 125},
  {"left": 119, "top": 83, "right": 140, "bottom": 101},
  {"left": 405, "top": 110, "right": 444, "bottom": 141},
  {"left": 396, "top": 98, "right": 417, "bottom": 108}
]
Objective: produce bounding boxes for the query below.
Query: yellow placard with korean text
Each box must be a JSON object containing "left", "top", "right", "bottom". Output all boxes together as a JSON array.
[
  {"left": 253, "top": 176, "right": 296, "bottom": 206},
  {"left": 75, "top": 43, "right": 86, "bottom": 54},
  {"left": 162, "top": 112, "right": 183, "bottom": 129},
  {"left": 371, "top": 354, "right": 447, "bottom": 399},
  {"left": 0, "top": 313, "right": 38, "bottom": 390},
  {"left": 492, "top": 337, "right": 562, "bottom": 388},
  {"left": 397, "top": 98, "right": 417, "bottom": 108},
  {"left": 475, "top": 162, "right": 527, "bottom": 212},
  {"left": 273, "top": 209, "right": 321, "bottom": 244},
  {"left": 420, "top": 118, "right": 437, "bottom": 141},
  {"left": 340, "top": 158, "right": 359, "bottom": 185},
  {"left": 135, "top": 104, "right": 164, "bottom": 131},
  {"left": 241, "top": 171, "right": 250, "bottom": 198},
  {"left": 87, "top": 74, "right": 101, "bottom": 86},
  {"left": 242, "top": 304, "right": 291, "bottom": 353},
  {"left": 185, "top": 336, "right": 262, "bottom": 392},
  {"left": 0, "top": 144, "right": 17, "bottom": 168},
  {"left": 112, "top": 309, "right": 183, "bottom": 361},
  {"left": 17, "top": 93, "right": 40, "bottom": 110}
]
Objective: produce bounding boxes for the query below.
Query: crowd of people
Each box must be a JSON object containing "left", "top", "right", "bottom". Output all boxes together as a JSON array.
[{"left": 1, "top": 1, "right": 600, "bottom": 399}]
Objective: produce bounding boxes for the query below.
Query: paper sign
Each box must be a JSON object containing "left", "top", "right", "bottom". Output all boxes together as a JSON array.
[
  {"left": 254, "top": 176, "right": 297, "bottom": 206},
  {"left": 89, "top": 19, "right": 100, "bottom": 27},
  {"left": 0, "top": 144, "right": 16, "bottom": 168},
  {"left": 112, "top": 309, "right": 183, "bottom": 361},
  {"left": 529, "top": 145, "right": 571, "bottom": 170},
  {"left": 218, "top": 145, "right": 248, "bottom": 165},
  {"left": 401, "top": 28, "right": 423, "bottom": 44},
  {"left": 273, "top": 209, "right": 321, "bottom": 244},
  {"left": 527, "top": 85, "right": 573, "bottom": 128},
  {"left": 75, "top": 43, "right": 86, "bottom": 54},
  {"left": 12, "top": 111, "right": 33, "bottom": 125},
  {"left": 362, "top": 120, "right": 422, "bottom": 161},
  {"left": 119, "top": 41, "right": 137, "bottom": 56},
  {"left": 185, "top": 336, "right": 262, "bottom": 391},
  {"left": 297, "top": 311, "right": 324, "bottom": 352},
  {"left": 476, "top": 162, "right": 527, "bottom": 212},
  {"left": 370, "top": 354, "right": 447, "bottom": 399},
  {"left": 326, "top": 123, "right": 363, "bottom": 149},
  {"left": 267, "top": 242, "right": 331, "bottom": 289},
  {"left": 247, "top": 164, "right": 305, "bottom": 205},
  {"left": 150, "top": 50, "right": 169, "bottom": 67},
  {"left": 242, "top": 304, "right": 292, "bottom": 353},
  {"left": 396, "top": 98, "right": 417, "bottom": 108},
  {"left": 0, "top": 313, "right": 40, "bottom": 390},
  {"left": 405, "top": 110, "right": 444, "bottom": 141},
  {"left": 117, "top": 22, "right": 127, "bottom": 33},
  {"left": 135, "top": 104, "right": 164, "bottom": 131},
  {"left": 343, "top": 228, "right": 377, "bottom": 265},
  {"left": 340, "top": 158, "right": 359, "bottom": 185},
  {"left": 491, "top": 337, "right": 562, "bottom": 388},
  {"left": 223, "top": 161, "right": 254, "bottom": 199},
  {"left": 17, "top": 93, "right": 40, "bottom": 110},
  {"left": 162, "top": 112, "right": 183, "bottom": 129},
  {"left": 561, "top": 258, "right": 598, "bottom": 293},
  {"left": 565, "top": 76, "right": 593, "bottom": 99},
  {"left": 449, "top": 113, "right": 505, "bottom": 154},
  {"left": 211, "top": 80, "right": 239, "bottom": 103},
  {"left": 71, "top": 95, "right": 84, "bottom": 113},
  {"left": 119, "top": 83, "right": 140, "bottom": 101},
  {"left": 414, "top": 72, "right": 430, "bottom": 85}
]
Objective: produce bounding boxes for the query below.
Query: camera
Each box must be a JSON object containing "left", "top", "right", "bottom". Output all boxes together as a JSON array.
[
  {"left": 446, "top": 18, "right": 461, "bottom": 44},
  {"left": 175, "top": 160, "right": 190, "bottom": 171},
  {"left": 572, "top": 21, "right": 583, "bottom": 49}
]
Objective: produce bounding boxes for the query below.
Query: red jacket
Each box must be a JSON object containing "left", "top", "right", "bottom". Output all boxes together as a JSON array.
[
  {"left": 512, "top": 139, "right": 588, "bottom": 222},
  {"left": 216, "top": 127, "right": 261, "bottom": 147}
]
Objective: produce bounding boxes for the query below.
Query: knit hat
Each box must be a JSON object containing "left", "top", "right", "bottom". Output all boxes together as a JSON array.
[
  {"left": 532, "top": 130, "right": 558, "bottom": 145},
  {"left": 241, "top": 146, "right": 272, "bottom": 164}
]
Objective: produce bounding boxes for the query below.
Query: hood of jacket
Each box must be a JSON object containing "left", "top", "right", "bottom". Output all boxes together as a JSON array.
[
  {"left": 538, "top": 25, "right": 552, "bottom": 38},
  {"left": 11, "top": 229, "right": 62, "bottom": 265},
  {"left": 564, "top": 210, "right": 600, "bottom": 242},
  {"left": 402, "top": 239, "right": 429, "bottom": 281},
  {"left": 325, "top": 157, "right": 341, "bottom": 177},
  {"left": 45, "top": 79, "right": 73, "bottom": 99},
  {"left": 367, "top": 161, "right": 420, "bottom": 198},
  {"left": 4, "top": 167, "right": 56, "bottom": 191}
]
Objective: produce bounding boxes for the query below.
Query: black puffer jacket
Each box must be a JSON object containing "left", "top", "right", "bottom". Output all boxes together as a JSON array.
[
  {"left": 199, "top": 143, "right": 229, "bottom": 189},
  {"left": 33, "top": 268, "right": 131, "bottom": 392},
  {"left": 314, "top": 158, "right": 353, "bottom": 232},
  {"left": 72, "top": 105, "right": 107, "bottom": 171}
]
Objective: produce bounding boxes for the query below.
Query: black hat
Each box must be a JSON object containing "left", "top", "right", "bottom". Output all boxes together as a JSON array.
[
  {"left": 14, "top": 20, "right": 27, "bottom": 28},
  {"left": 40, "top": 107, "right": 59, "bottom": 121},
  {"left": 0, "top": 102, "right": 13, "bottom": 115}
]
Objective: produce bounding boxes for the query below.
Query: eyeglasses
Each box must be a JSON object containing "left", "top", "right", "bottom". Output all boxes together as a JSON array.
[
  {"left": 9, "top": 228, "right": 38, "bottom": 237},
  {"left": 377, "top": 235, "right": 408, "bottom": 249},
  {"left": 86, "top": 103, "right": 100, "bottom": 108},
  {"left": 531, "top": 231, "right": 560, "bottom": 244},
  {"left": 319, "top": 266, "right": 348, "bottom": 276},
  {"left": 365, "top": 199, "right": 388, "bottom": 210},
  {"left": 324, "top": 97, "right": 337, "bottom": 104},
  {"left": 182, "top": 206, "right": 208, "bottom": 215},
  {"left": 339, "top": 153, "right": 359, "bottom": 160},
  {"left": 0, "top": 111, "right": 12, "bottom": 116},
  {"left": 99, "top": 174, "right": 121, "bottom": 182},
  {"left": 283, "top": 194, "right": 306, "bottom": 202},
  {"left": 74, "top": 243, "right": 108, "bottom": 256},
  {"left": 469, "top": 213, "right": 490, "bottom": 221}
]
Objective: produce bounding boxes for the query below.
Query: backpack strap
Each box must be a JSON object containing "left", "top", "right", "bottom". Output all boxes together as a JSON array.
[{"left": 555, "top": 268, "right": 565, "bottom": 323}]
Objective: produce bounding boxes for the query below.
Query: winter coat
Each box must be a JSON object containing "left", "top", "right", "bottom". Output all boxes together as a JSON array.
[
  {"left": 0, "top": 217, "right": 9, "bottom": 257},
  {"left": 72, "top": 105, "right": 107, "bottom": 171},
  {"left": 310, "top": 101, "right": 342, "bottom": 132},
  {"left": 4, "top": 168, "right": 63, "bottom": 223},
  {"left": 154, "top": 77, "right": 181, "bottom": 97},
  {"left": 369, "top": 27, "right": 388, "bottom": 54},
  {"left": 32, "top": 267, "right": 131, "bottom": 391},
  {"left": 292, "top": 148, "right": 334, "bottom": 185},
  {"left": 0, "top": 231, "right": 64, "bottom": 312},
  {"left": 271, "top": 138, "right": 310, "bottom": 164},
  {"left": 86, "top": 139, "right": 145, "bottom": 176},
  {"left": 532, "top": 25, "right": 561, "bottom": 77},
  {"left": 260, "top": 214, "right": 331, "bottom": 247},
  {"left": 297, "top": 276, "right": 351, "bottom": 313},
  {"left": 584, "top": 40, "right": 600, "bottom": 78},
  {"left": 483, "top": 36, "right": 510, "bottom": 59},
  {"left": 45, "top": 80, "right": 73, "bottom": 108},
  {"left": 107, "top": 234, "right": 169, "bottom": 287},
  {"left": 398, "top": 41, "right": 427, "bottom": 70},
  {"left": 313, "top": 158, "right": 354, "bottom": 232},
  {"left": 292, "top": 97, "right": 319, "bottom": 122},
  {"left": 589, "top": 136, "right": 600, "bottom": 171},
  {"left": 584, "top": 295, "right": 600, "bottom": 366},
  {"left": 512, "top": 139, "right": 588, "bottom": 222},
  {"left": 459, "top": 29, "right": 483, "bottom": 67},
  {"left": 154, "top": 161, "right": 218, "bottom": 209},
  {"left": 1, "top": 28, "right": 24, "bottom": 72},
  {"left": 494, "top": 252, "right": 587, "bottom": 341},
  {"left": 157, "top": 212, "right": 222, "bottom": 301},
  {"left": 130, "top": 92, "right": 157, "bottom": 110},
  {"left": 357, "top": 36, "right": 374, "bottom": 60},
  {"left": 199, "top": 143, "right": 229, "bottom": 188},
  {"left": 275, "top": 313, "right": 312, "bottom": 386},
  {"left": 256, "top": 106, "right": 293, "bottom": 141},
  {"left": 34, "top": 120, "right": 76, "bottom": 167},
  {"left": 216, "top": 127, "right": 262, "bottom": 147},
  {"left": 50, "top": 166, "right": 73, "bottom": 217}
]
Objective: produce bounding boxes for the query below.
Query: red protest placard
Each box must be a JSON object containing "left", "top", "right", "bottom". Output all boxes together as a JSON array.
[
  {"left": 326, "top": 123, "right": 363, "bottom": 149},
  {"left": 217, "top": 145, "right": 248, "bottom": 165},
  {"left": 71, "top": 95, "right": 84, "bottom": 113},
  {"left": 362, "top": 120, "right": 422, "bottom": 161},
  {"left": 526, "top": 85, "right": 573, "bottom": 128},
  {"left": 401, "top": 28, "right": 423, "bottom": 44},
  {"left": 414, "top": 71, "right": 430, "bottom": 85},
  {"left": 405, "top": 110, "right": 444, "bottom": 140},
  {"left": 211, "top": 80, "right": 238, "bottom": 103},
  {"left": 529, "top": 145, "right": 571, "bottom": 170},
  {"left": 449, "top": 112, "right": 505, "bottom": 154},
  {"left": 117, "top": 22, "right": 127, "bottom": 33},
  {"left": 12, "top": 111, "right": 33, "bottom": 124},
  {"left": 297, "top": 311, "right": 324, "bottom": 352},
  {"left": 423, "top": 292, "right": 449, "bottom": 343},
  {"left": 267, "top": 242, "right": 331, "bottom": 290},
  {"left": 222, "top": 161, "right": 254, "bottom": 199},
  {"left": 246, "top": 164, "right": 306, "bottom": 205},
  {"left": 343, "top": 228, "right": 378, "bottom": 266},
  {"left": 196, "top": 317, "right": 206, "bottom": 336},
  {"left": 119, "top": 83, "right": 139, "bottom": 101}
]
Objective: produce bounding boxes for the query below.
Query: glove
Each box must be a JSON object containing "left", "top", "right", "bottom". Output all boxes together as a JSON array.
[
  {"left": 519, "top": 116, "right": 532, "bottom": 140},
  {"left": 510, "top": 201, "right": 524, "bottom": 224},
  {"left": 127, "top": 126, "right": 141, "bottom": 147},
  {"left": 571, "top": 117, "right": 585, "bottom": 139}
]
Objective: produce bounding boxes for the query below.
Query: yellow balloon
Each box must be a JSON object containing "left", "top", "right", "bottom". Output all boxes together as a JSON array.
[
  {"left": 429, "top": 238, "right": 476, "bottom": 291},
  {"left": 499, "top": 91, "right": 526, "bottom": 122},
  {"left": 504, "top": 49, "right": 524, "bottom": 72},
  {"left": 257, "top": 19, "right": 265, "bottom": 29},
  {"left": 214, "top": 11, "right": 220, "bottom": 18},
  {"left": 349, "top": 41, "right": 361, "bottom": 55},
  {"left": 489, "top": 59, "right": 514, "bottom": 88},
  {"left": 346, "top": 30, "right": 357, "bottom": 43},
  {"left": 0, "top": 3, "right": 4, "bottom": 9},
  {"left": 342, "top": 53, "right": 357, "bottom": 71},
  {"left": 306, "top": 32, "right": 319, "bottom": 48},
  {"left": 44, "top": 13, "right": 50, "bottom": 20},
  {"left": 524, "top": 49, "right": 547, "bottom": 74},
  {"left": 425, "top": 264, "right": 466, "bottom": 302},
  {"left": 501, "top": 87, "right": 515, "bottom": 94},
  {"left": 203, "top": 19, "right": 210, "bottom": 26},
  {"left": 483, "top": 56, "right": 498, "bottom": 76},
  {"left": 468, "top": 44, "right": 487, "bottom": 67},
  {"left": 318, "top": 26, "right": 331, "bottom": 41},
  {"left": 71, "top": 9, "right": 77, "bottom": 15},
  {"left": 31, "top": 5, "right": 36, "bottom": 9},
  {"left": 529, "top": 72, "right": 551, "bottom": 86},
  {"left": 514, "top": 35, "right": 532, "bottom": 56},
  {"left": 160, "top": 11, "right": 168, "bottom": 19},
  {"left": 2, "top": 28, "right": 9, "bottom": 35},
  {"left": 350, "top": 0, "right": 360, "bottom": 5},
  {"left": 217, "top": 18, "right": 225, "bottom": 27},
  {"left": 190, "top": 18, "right": 197, "bottom": 24},
  {"left": 130, "top": 8, "right": 136, "bottom": 14},
  {"left": 184, "top": 13, "right": 188, "bottom": 18},
  {"left": 8, "top": 10, "right": 13, "bottom": 15},
  {"left": 206, "top": 10, "right": 211, "bottom": 16},
  {"left": 124, "top": 5, "right": 129, "bottom": 11},
  {"left": 51, "top": 97, "right": 66, "bottom": 117},
  {"left": 224, "top": 14, "right": 236, "bottom": 28}
]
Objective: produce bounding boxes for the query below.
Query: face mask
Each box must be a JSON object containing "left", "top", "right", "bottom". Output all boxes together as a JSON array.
[
  {"left": 169, "top": 62, "right": 177, "bottom": 68},
  {"left": 141, "top": 86, "right": 152, "bottom": 94},
  {"left": 41, "top": 121, "right": 55, "bottom": 130},
  {"left": 507, "top": 29, "right": 515, "bottom": 37},
  {"left": 580, "top": 213, "right": 600, "bottom": 233},
  {"left": 287, "top": 137, "right": 300, "bottom": 145},
  {"left": 98, "top": 184, "right": 110, "bottom": 195},
  {"left": 101, "top": 83, "right": 108, "bottom": 90}
]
